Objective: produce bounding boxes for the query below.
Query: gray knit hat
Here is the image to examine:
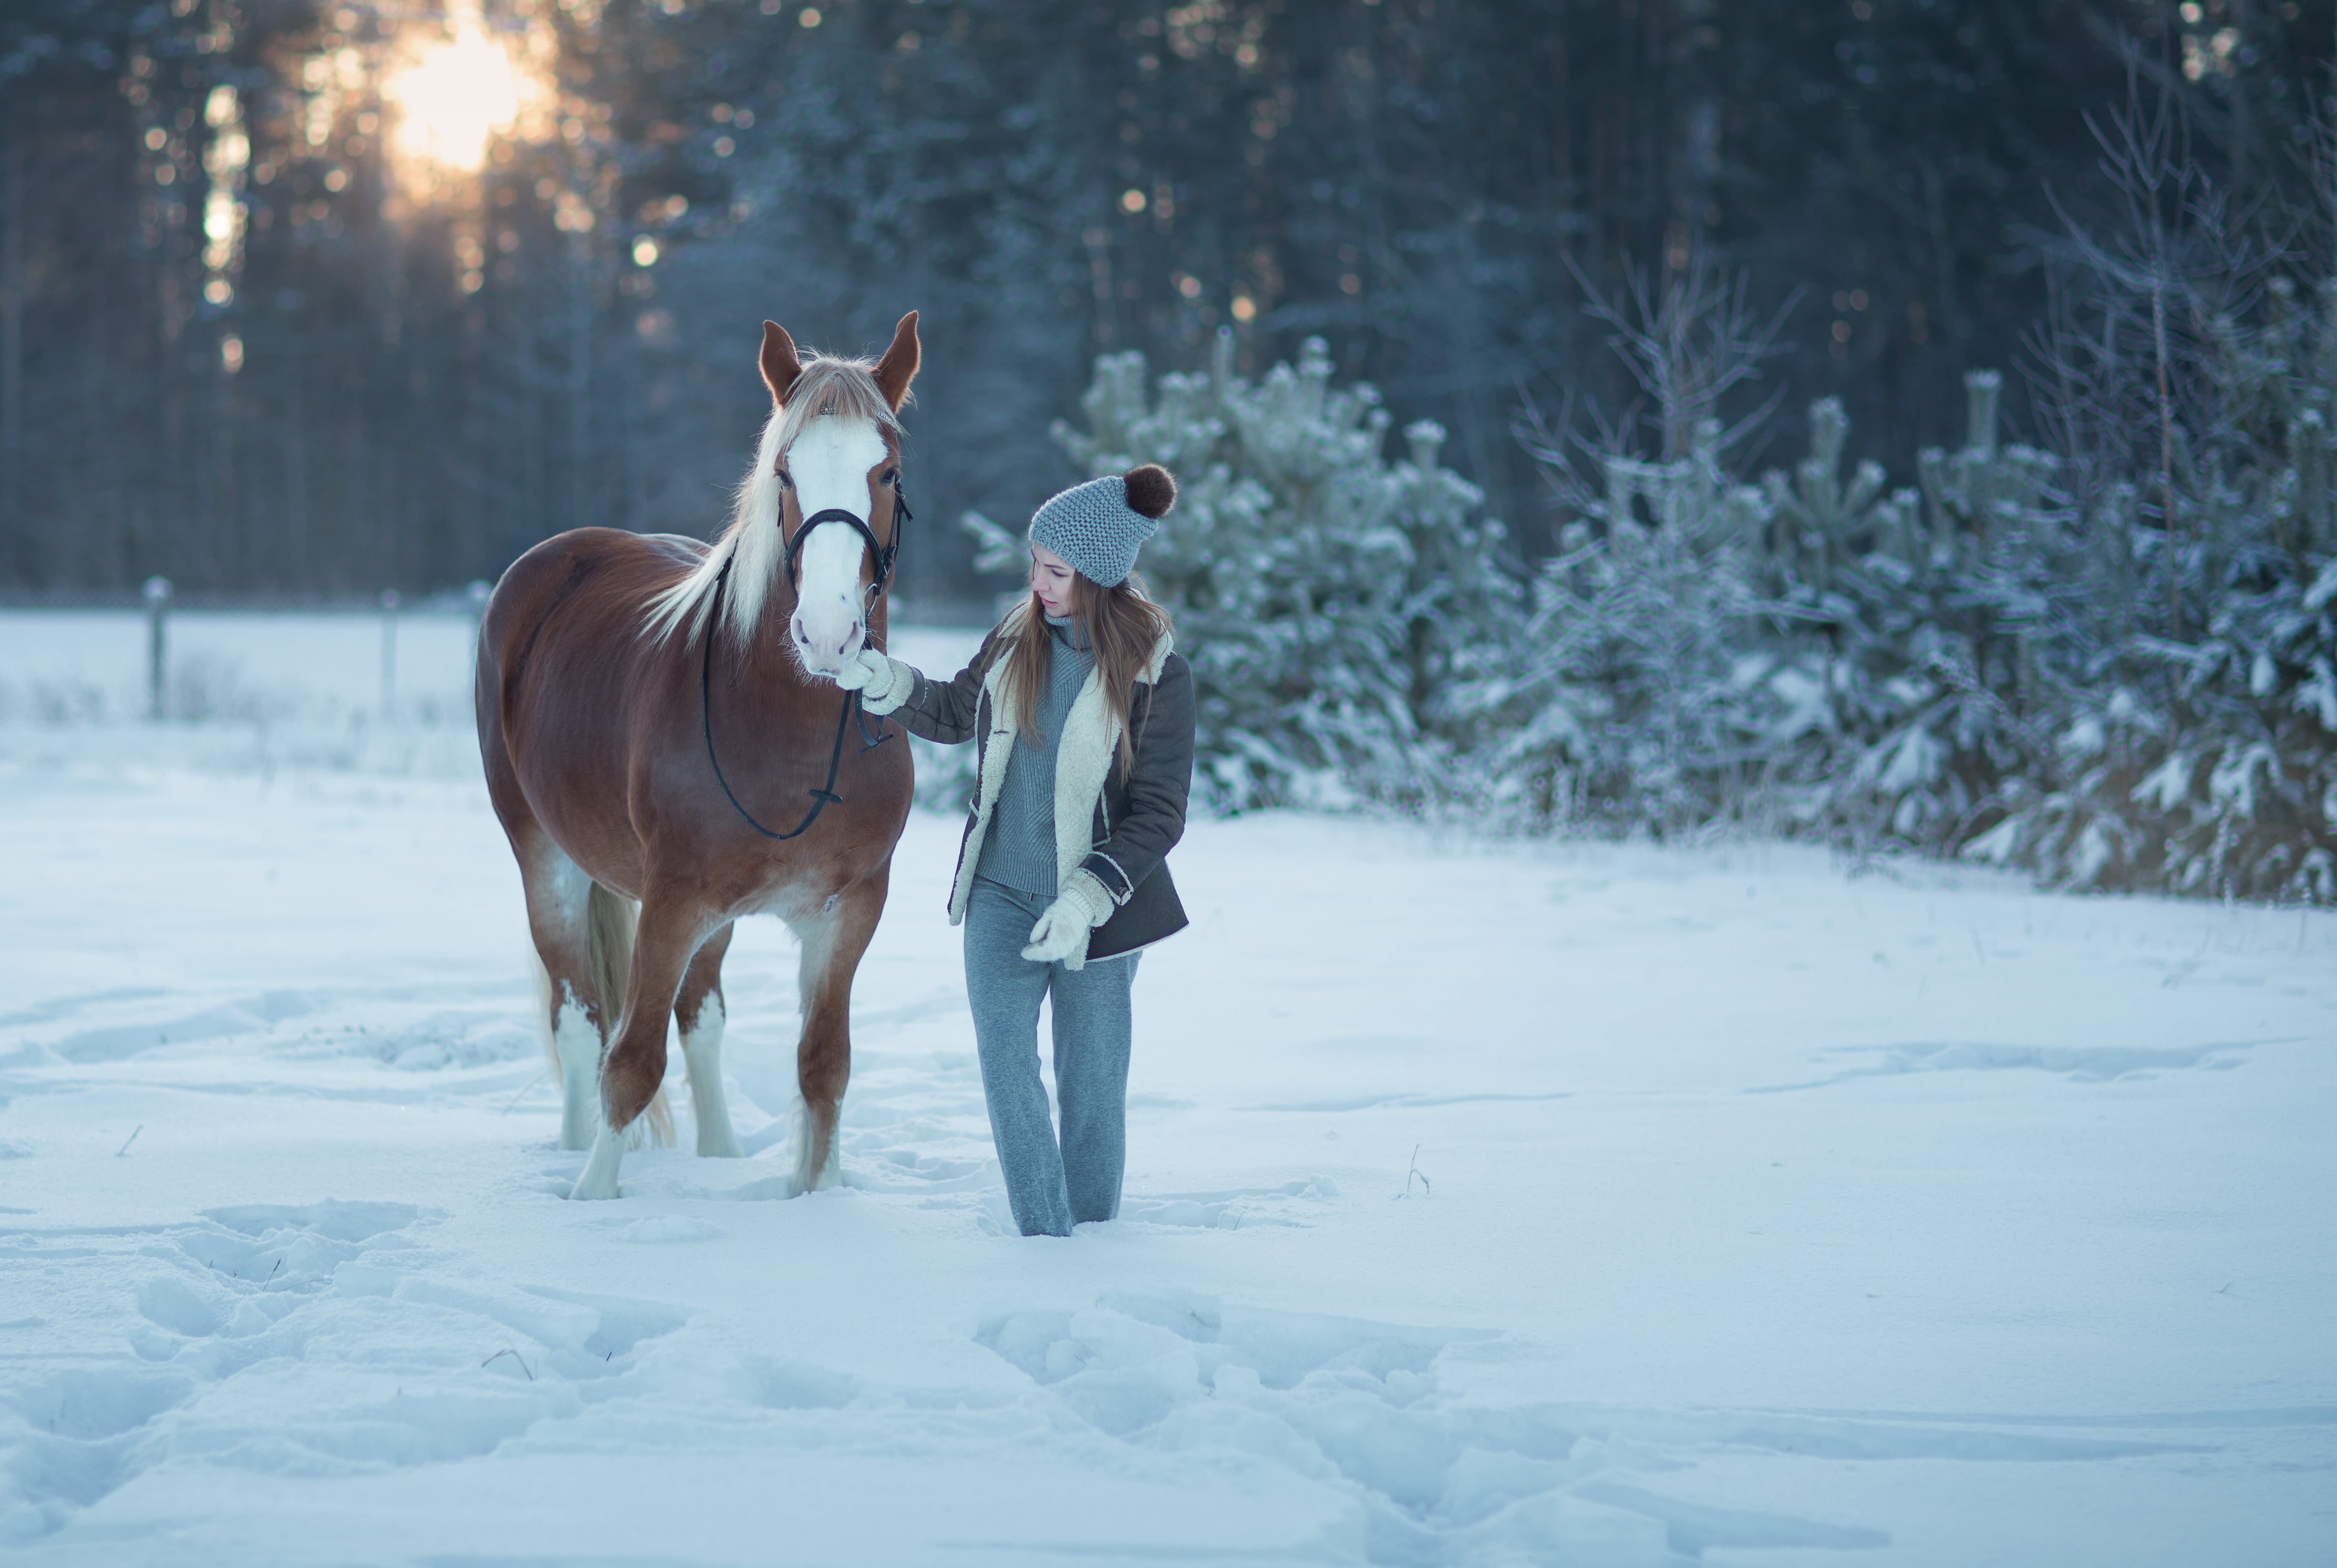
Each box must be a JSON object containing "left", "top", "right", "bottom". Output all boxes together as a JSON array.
[{"left": 1028, "top": 464, "right": 1177, "bottom": 587}]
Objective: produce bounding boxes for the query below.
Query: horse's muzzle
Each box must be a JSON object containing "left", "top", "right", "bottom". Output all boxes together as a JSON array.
[{"left": 790, "top": 611, "right": 866, "bottom": 674}]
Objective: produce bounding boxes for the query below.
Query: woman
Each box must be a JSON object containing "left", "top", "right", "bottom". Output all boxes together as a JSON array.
[{"left": 832, "top": 463, "right": 1194, "bottom": 1237}]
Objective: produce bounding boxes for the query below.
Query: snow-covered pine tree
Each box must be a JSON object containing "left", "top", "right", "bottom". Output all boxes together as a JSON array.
[
  {"left": 1943, "top": 84, "right": 2337, "bottom": 903},
  {"left": 1513, "top": 369, "right": 2078, "bottom": 861},
  {"left": 1027, "top": 330, "right": 1517, "bottom": 810},
  {"left": 1770, "top": 376, "right": 2065, "bottom": 854},
  {"left": 1505, "top": 417, "right": 1776, "bottom": 835},
  {"left": 1384, "top": 417, "right": 1525, "bottom": 790},
  {"left": 1968, "top": 286, "right": 2337, "bottom": 902},
  {"left": 1746, "top": 397, "right": 1928, "bottom": 843}
]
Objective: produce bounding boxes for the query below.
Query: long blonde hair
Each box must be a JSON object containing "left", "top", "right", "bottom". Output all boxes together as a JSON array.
[{"left": 1003, "top": 570, "right": 1174, "bottom": 773}]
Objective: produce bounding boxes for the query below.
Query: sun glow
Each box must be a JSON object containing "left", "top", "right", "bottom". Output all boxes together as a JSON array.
[{"left": 383, "top": 3, "right": 523, "bottom": 178}]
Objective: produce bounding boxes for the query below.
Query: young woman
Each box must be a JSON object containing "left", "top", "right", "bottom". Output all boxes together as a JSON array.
[{"left": 832, "top": 463, "right": 1194, "bottom": 1237}]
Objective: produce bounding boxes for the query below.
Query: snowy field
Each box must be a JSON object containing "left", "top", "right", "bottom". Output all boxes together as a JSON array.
[{"left": 3, "top": 609, "right": 2334, "bottom": 1566}]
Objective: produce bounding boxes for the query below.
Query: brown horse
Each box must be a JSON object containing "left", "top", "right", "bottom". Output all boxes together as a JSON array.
[{"left": 475, "top": 313, "right": 920, "bottom": 1200}]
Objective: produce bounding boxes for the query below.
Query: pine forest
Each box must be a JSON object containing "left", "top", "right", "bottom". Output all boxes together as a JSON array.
[{"left": 4, "top": 0, "right": 2335, "bottom": 900}]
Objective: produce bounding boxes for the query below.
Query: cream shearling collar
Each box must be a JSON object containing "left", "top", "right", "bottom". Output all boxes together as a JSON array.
[{"left": 943, "top": 608, "right": 1174, "bottom": 925}]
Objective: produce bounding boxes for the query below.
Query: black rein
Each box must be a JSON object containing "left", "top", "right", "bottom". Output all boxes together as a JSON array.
[{"left": 698, "top": 486, "right": 909, "bottom": 841}]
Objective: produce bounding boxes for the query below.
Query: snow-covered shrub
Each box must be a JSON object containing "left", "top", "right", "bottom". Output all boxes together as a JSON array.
[
  {"left": 1518, "top": 347, "right": 2335, "bottom": 903},
  {"left": 1003, "top": 331, "right": 1519, "bottom": 810},
  {"left": 1737, "top": 349, "right": 2336, "bottom": 903},
  {"left": 1925, "top": 94, "right": 2337, "bottom": 902},
  {"left": 1963, "top": 301, "right": 2337, "bottom": 903},
  {"left": 1767, "top": 376, "right": 2066, "bottom": 852},
  {"left": 1498, "top": 418, "right": 1776, "bottom": 834}
]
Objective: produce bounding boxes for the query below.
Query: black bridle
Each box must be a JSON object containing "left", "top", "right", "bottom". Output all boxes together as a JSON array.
[
  {"left": 699, "top": 477, "right": 910, "bottom": 841},
  {"left": 784, "top": 493, "right": 903, "bottom": 600}
]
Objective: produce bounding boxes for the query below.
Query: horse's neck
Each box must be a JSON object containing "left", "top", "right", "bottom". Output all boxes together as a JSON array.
[{"left": 730, "top": 613, "right": 806, "bottom": 691}]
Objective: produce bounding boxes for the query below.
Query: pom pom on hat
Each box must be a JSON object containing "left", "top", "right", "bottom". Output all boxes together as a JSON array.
[{"left": 1123, "top": 463, "right": 1177, "bottom": 520}]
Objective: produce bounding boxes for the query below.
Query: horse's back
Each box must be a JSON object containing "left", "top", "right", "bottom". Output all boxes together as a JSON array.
[
  {"left": 478, "top": 529, "right": 703, "bottom": 821},
  {"left": 488, "top": 528, "right": 698, "bottom": 630},
  {"left": 483, "top": 528, "right": 702, "bottom": 679}
]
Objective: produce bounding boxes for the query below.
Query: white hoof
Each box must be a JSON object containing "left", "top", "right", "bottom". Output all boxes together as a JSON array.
[
  {"left": 789, "top": 1100, "right": 843, "bottom": 1194},
  {"left": 568, "top": 1120, "right": 626, "bottom": 1200}
]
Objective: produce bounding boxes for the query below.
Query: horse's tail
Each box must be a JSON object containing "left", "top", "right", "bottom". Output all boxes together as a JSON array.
[{"left": 581, "top": 881, "right": 675, "bottom": 1149}]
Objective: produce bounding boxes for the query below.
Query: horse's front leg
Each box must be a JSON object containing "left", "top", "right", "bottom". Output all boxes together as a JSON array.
[
  {"left": 676, "top": 922, "right": 743, "bottom": 1158},
  {"left": 788, "top": 869, "right": 889, "bottom": 1196},
  {"left": 572, "top": 898, "right": 706, "bottom": 1201}
]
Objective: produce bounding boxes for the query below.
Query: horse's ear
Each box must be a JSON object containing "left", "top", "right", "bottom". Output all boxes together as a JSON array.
[
  {"left": 873, "top": 310, "right": 920, "bottom": 412},
  {"left": 760, "top": 320, "right": 802, "bottom": 405}
]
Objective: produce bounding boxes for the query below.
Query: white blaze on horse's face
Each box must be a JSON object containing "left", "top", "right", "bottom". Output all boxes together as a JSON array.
[{"left": 783, "top": 414, "right": 890, "bottom": 673}]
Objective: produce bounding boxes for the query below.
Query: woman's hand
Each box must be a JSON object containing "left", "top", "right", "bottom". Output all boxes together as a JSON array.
[
  {"left": 830, "top": 648, "right": 915, "bottom": 715},
  {"left": 1020, "top": 871, "right": 1116, "bottom": 969}
]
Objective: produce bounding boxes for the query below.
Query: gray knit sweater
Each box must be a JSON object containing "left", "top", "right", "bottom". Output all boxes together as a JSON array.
[{"left": 973, "top": 614, "right": 1095, "bottom": 895}]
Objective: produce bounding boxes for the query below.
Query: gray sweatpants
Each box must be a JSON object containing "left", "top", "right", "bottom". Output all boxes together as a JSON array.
[{"left": 963, "top": 878, "right": 1140, "bottom": 1238}]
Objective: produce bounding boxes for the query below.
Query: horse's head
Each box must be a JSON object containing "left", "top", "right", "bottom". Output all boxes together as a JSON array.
[
  {"left": 639, "top": 313, "right": 921, "bottom": 668},
  {"left": 759, "top": 312, "right": 919, "bottom": 674}
]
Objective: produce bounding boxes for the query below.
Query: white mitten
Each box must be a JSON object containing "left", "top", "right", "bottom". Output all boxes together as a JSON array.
[
  {"left": 1020, "top": 870, "right": 1116, "bottom": 970},
  {"left": 831, "top": 648, "right": 915, "bottom": 714}
]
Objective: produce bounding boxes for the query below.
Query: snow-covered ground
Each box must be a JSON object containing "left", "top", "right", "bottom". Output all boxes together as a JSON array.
[{"left": 2, "top": 610, "right": 2333, "bottom": 1566}]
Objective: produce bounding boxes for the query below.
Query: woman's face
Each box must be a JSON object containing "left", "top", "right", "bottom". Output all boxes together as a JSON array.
[{"left": 1030, "top": 542, "right": 1077, "bottom": 617}]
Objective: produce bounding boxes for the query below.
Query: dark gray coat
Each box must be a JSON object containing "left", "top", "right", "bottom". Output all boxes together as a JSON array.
[{"left": 892, "top": 618, "right": 1194, "bottom": 962}]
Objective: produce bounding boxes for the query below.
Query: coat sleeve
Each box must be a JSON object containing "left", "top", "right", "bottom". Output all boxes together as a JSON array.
[
  {"left": 890, "top": 627, "right": 1001, "bottom": 746},
  {"left": 1077, "top": 653, "right": 1194, "bottom": 906}
]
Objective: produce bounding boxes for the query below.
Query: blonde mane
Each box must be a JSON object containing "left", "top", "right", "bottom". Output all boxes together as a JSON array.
[{"left": 644, "top": 353, "right": 903, "bottom": 650}]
